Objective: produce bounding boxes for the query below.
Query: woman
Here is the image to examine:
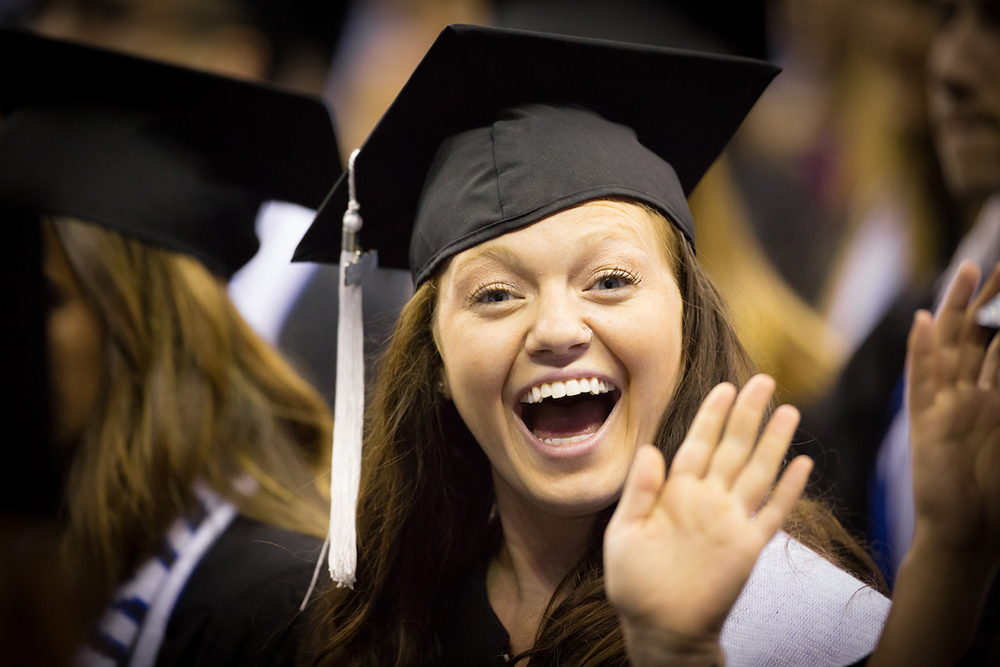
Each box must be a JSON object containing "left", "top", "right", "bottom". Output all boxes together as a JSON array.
[
  {"left": 294, "top": 26, "right": 1000, "bottom": 666},
  {"left": 0, "top": 30, "right": 341, "bottom": 666}
]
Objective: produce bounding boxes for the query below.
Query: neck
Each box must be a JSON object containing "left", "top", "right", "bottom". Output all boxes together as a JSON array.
[{"left": 487, "top": 482, "right": 597, "bottom": 655}]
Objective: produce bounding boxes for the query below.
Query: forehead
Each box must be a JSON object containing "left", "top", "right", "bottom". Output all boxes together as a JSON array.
[{"left": 445, "top": 200, "right": 675, "bottom": 273}]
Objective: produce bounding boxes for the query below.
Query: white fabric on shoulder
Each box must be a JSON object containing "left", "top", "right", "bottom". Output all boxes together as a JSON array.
[{"left": 719, "top": 531, "right": 890, "bottom": 667}]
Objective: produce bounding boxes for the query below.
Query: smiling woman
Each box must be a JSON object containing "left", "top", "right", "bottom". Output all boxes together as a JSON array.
[{"left": 295, "top": 24, "right": 1000, "bottom": 667}]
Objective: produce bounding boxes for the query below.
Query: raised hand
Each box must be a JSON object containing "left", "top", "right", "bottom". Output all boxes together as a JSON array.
[
  {"left": 908, "top": 261, "right": 1000, "bottom": 557},
  {"left": 604, "top": 375, "right": 812, "bottom": 666},
  {"left": 866, "top": 262, "right": 1000, "bottom": 667}
]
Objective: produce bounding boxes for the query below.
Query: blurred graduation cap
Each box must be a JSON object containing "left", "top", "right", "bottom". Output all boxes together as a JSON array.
[
  {"left": 291, "top": 24, "right": 778, "bottom": 589},
  {"left": 0, "top": 28, "right": 341, "bottom": 278}
]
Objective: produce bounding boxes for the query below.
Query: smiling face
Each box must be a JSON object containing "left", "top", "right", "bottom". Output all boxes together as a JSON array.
[
  {"left": 433, "top": 200, "right": 683, "bottom": 518},
  {"left": 929, "top": 0, "right": 1000, "bottom": 208}
]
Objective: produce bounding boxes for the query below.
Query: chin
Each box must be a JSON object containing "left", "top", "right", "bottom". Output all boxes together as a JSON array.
[
  {"left": 527, "top": 474, "right": 624, "bottom": 518},
  {"left": 938, "top": 144, "right": 1000, "bottom": 205}
]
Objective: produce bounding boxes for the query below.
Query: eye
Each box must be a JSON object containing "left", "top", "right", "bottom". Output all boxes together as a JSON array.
[
  {"left": 469, "top": 282, "right": 517, "bottom": 305},
  {"left": 591, "top": 268, "right": 640, "bottom": 291},
  {"left": 936, "top": 0, "right": 958, "bottom": 27}
]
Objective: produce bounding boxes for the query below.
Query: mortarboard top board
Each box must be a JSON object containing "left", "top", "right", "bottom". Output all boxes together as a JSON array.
[
  {"left": 293, "top": 24, "right": 779, "bottom": 285},
  {"left": 0, "top": 28, "right": 341, "bottom": 278}
]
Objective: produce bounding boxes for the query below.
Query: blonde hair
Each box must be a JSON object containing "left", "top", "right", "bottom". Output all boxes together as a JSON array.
[{"left": 53, "top": 217, "right": 331, "bottom": 598}]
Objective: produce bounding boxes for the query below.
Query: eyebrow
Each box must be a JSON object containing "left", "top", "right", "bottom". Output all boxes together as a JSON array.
[
  {"left": 460, "top": 244, "right": 523, "bottom": 268},
  {"left": 456, "top": 225, "right": 652, "bottom": 272},
  {"left": 448, "top": 245, "right": 531, "bottom": 284}
]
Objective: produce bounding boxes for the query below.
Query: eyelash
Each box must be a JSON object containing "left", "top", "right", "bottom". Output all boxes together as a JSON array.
[
  {"left": 467, "top": 268, "right": 641, "bottom": 305},
  {"left": 593, "top": 267, "right": 641, "bottom": 290},
  {"left": 468, "top": 282, "right": 517, "bottom": 306}
]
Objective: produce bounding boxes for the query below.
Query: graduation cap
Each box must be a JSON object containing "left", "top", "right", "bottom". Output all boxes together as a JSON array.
[
  {"left": 290, "top": 24, "right": 779, "bottom": 589},
  {"left": 294, "top": 23, "right": 779, "bottom": 284},
  {"left": 0, "top": 28, "right": 341, "bottom": 278}
]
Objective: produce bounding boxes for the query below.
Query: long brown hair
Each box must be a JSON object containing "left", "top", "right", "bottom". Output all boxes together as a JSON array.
[
  {"left": 52, "top": 216, "right": 332, "bottom": 602},
  {"left": 309, "top": 204, "right": 880, "bottom": 666}
]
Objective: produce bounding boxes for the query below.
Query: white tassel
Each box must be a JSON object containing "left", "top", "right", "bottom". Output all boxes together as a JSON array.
[{"left": 329, "top": 149, "right": 365, "bottom": 588}]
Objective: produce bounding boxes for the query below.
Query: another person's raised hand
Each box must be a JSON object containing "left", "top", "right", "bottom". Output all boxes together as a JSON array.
[
  {"left": 604, "top": 375, "right": 812, "bottom": 666},
  {"left": 868, "top": 261, "right": 1000, "bottom": 667},
  {"left": 908, "top": 261, "right": 1000, "bottom": 560}
]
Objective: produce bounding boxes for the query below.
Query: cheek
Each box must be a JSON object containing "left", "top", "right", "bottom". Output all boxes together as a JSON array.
[
  {"left": 48, "top": 302, "right": 105, "bottom": 448},
  {"left": 624, "top": 297, "right": 683, "bottom": 437},
  {"left": 442, "top": 324, "right": 514, "bottom": 411}
]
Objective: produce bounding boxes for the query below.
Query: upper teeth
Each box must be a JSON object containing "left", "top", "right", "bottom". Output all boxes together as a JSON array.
[{"left": 519, "top": 378, "right": 614, "bottom": 404}]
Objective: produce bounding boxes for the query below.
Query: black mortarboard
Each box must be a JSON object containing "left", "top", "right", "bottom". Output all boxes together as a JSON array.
[
  {"left": 293, "top": 24, "right": 779, "bottom": 285},
  {"left": 0, "top": 28, "right": 341, "bottom": 278}
]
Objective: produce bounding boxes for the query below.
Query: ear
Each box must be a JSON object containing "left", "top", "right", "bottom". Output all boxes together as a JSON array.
[{"left": 438, "top": 369, "right": 452, "bottom": 400}]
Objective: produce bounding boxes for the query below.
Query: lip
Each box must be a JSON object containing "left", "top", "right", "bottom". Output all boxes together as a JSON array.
[
  {"left": 932, "top": 101, "right": 1000, "bottom": 130},
  {"left": 511, "top": 371, "right": 622, "bottom": 460}
]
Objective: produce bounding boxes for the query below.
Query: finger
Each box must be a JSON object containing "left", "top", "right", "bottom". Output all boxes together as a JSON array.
[
  {"left": 957, "top": 265, "right": 1000, "bottom": 384},
  {"left": 973, "top": 263, "right": 1000, "bottom": 309},
  {"left": 732, "top": 404, "right": 801, "bottom": 512},
  {"left": 979, "top": 333, "right": 1000, "bottom": 392},
  {"left": 708, "top": 374, "right": 776, "bottom": 486},
  {"left": 669, "top": 383, "right": 737, "bottom": 478},
  {"left": 908, "top": 310, "right": 938, "bottom": 416},
  {"left": 936, "top": 262, "right": 981, "bottom": 385},
  {"left": 753, "top": 455, "right": 813, "bottom": 540},
  {"left": 613, "top": 445, "right": 667, "bottom": 525}
]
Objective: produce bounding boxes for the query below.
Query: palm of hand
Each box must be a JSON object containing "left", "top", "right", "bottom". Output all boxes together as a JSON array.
[
  {"left": 604, "top": 376, "right": 812, "bottom": 653},
  {"left": 605, "top": 459, "right": 783, "bottom": 639},
  {"left": 909, "top": 263, "right": 1000, "bottom": 555}
]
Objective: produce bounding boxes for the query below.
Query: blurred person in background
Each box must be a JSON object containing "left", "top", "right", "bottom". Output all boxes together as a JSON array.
[
  {"left": 0, "top": 31, "right": 340, "bottom": 666},
  {"left": 0, "top": 214, "right": 92, "bottom": 667},
  {"left": 877, "top": 0, "right": 1000, "bottom": 660},
  {"left": 12, "top": 0, "right": 419, "bottom": 412},
  {"left": 26, "top": 0, "right": 348, "bottom": 89},
  {"left": 734, "top": 0, "right": 955, "bottom": 346},
  {"left": 801, "top": 0, "right": 1000, "bottom": 555},
  {"left": 799, "top": 0, "right": 1000, "bottom": 661}
]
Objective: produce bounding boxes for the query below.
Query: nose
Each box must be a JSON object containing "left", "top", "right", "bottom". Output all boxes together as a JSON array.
[
  {"left": 524, "top": 292, "right": 592, "bottom": 360},
  {"left": 929, "top": 4, "right": 980, "bottom": 101}
]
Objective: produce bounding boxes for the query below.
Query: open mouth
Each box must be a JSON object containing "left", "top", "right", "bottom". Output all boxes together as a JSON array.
[{"left": 516, "top": 378, "right": 619, "bottom": 445}]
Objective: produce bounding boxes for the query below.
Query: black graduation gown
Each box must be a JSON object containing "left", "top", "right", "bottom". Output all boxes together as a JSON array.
[{"left": 154, "top": 515, "right": 324, "bottom": 667}]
